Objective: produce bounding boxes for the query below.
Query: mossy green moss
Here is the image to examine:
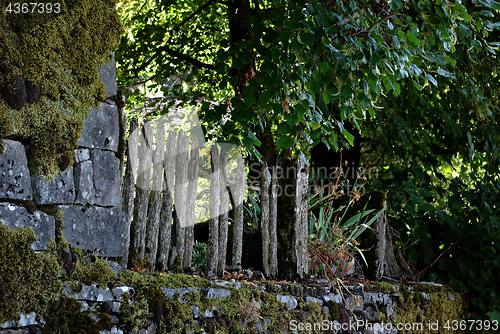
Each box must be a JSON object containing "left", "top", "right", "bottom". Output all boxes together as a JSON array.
[
  {"left": 0, "top": 222, "right": 62, "bottom": 324},
  {"left": 73, "top": 258, "right": 117, "bottom": 287},
  {"left": 0, "top": 0, "right": 122, "bottom": 180},
  {"left": 44, "top": 297, "right": 111, "bottom": 334}
]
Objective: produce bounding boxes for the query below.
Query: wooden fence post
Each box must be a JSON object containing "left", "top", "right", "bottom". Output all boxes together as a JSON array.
[
  {"left": 145, "top": 120, "right": 165, "bottom": 268},
  {"left": 157, "top": 131, "right": 177, "bottom": 271},
  {"left": 231, "top": 156, "right": 245, "bottom": 271},
  {"left": 172, "top": 130, "right": 189, "bottom": 271},
  {"left": 206, "top": 144, "right": 220, "bottom": 278},
  {"left": 269, "top": 164, "right": 278, "bottom": 278},
  {"left": 218, "top": 151, "right": 229, "bottom": 276},
  {"left": 260, "top": 162, "right": 270, "bottom": 276},
  {"left": 184, "top": 134, "right": 199, "bottom": 270},
  {"left": 130, "top": 121, "right": 153, "bottom": 266},
  {"left": 120, "top": 118, "right": 138, "bottom": 269}
]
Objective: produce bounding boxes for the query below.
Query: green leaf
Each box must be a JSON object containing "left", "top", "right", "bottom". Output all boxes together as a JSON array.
[
  {"left": 244, "top": 94, "right": 255, "bottom": 107},
  {"left": 449, "top": 194, "right": 464, "bottom": 208},
  {"left": 437, "top": 68, "right": 455, "bottom": 79},
  {"left": 285, "top": 113, "right": 299, "bottom": 126},
  {"left": 342, "top": 129, "right": 354, "bottom": 146},
  {"left": 471, "top": 40, "right": 482, "bottom": 50},
  {"left": 341, "top": 85, "right": 353, "bottom": 98},
  {"left": 276, "top": 135, "right": 295, "bottom": 150},
  {"left": 298, "top": 32, "right": 316, "bottom": 46},
  {"left": 406, "top": 30, "right": 420, "bottom": 46},
  {"left": 426, "top": 74, "right": 438, "bottom": 87}
]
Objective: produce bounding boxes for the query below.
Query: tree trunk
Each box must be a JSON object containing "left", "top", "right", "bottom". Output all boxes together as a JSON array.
[
  {"left": 129, "top": 121, "right": 153, "bottom": 267},
  {"left": 260, "top": 162, "right": 270, "bottom": 276},
  {"left": 206, "top": 144, "right": 220, "bottom": 278},
  {"left": 231, "top": 156, "right": 245, "bottom": 271},
  {"left": 120, "top": 118, "right": 138, "bottom": 269},
  {"left": 156, "top": 131, "right": 176, "bottom": 271},
  {"left": 358, "top": 192, "right": 414, "bottom": 280},
  {"left": 184, "top": 134, "right": 199, "bottom": 270},
  {"left": 172, "top": 130, "right": 189, "bottom": 272},
  {"left": 276, "top": 158, "right": 309, "bottom": 280},
  {"left": 145, "top": 121, "right": 165, "bottom": 268},
  {"left": 218, "top": 151, "right": 229, "bottom": 276},
  {"left": 269, "top": 164, "right": 278, "bottom": 278}
]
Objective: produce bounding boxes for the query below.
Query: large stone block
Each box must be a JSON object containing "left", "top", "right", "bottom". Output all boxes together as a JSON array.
[
  {"left": 74, "top": 160, "right": 94, "bottom": 205},
  {"left": 77, "top": 103, "right": 120, "bottom": 152},
  {"left": 98, "top": 55, "right": 117, "bottom": 98},
  {"left": 73, "top": 150, "right": 121, "bottom": 207},
  {"left": 93, "top": 149, "right": 121, "bottom": 207},
  {"left": 0, "top": 140, "right": 32, "bottom": 200},
  {"left": 0, "top": 203, "right": 55, "bottom": 250},
  {"left": 32, "top": 168, "right": 75, "bottom": 205},
  {"left": 60, "top": 205, "right": 126, "bottom": 256}
]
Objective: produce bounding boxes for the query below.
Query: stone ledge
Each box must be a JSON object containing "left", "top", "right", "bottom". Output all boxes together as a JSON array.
[{"left": 0, "top": 278, "right": 467, "bottom": 334}]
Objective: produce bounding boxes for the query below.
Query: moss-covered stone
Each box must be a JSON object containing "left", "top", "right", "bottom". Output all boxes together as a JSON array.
[
  {"left": 43, "top": 297, "right": 111, "bottom": 334},
  {"left": 0, "top": 0, "right": 122, "bottom": 180},
  {"left": 0, "top": 221, "right": 62, "bottom": 324}
]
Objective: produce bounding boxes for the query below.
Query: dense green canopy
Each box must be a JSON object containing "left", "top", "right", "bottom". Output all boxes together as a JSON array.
[{"left": 116, "top": 0, "right": 500, "bottom": 320}]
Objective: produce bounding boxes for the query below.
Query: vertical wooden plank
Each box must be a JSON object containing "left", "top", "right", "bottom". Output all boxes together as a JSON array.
[
  {"left": 269, "top": 164, "right": 278, "bottom": 278},
  {"left": 183, "top": 134, "right": 199, "bottom": 270},
  {"left": 120, "top": 118, "right": 138, "bottom": 269},
  {"left": 157, "top": 131, "right": 177, "bottom": 271},
  {"left": 231, "top": 156, "right": 245, "bottom": 271},
  {"left": 294, "top": 159, "right": 309, "bottom": 277},
  {"left": 206, "top": 144, "right": 220, "bottom": 278},
  {"left": 218, "top": 151, "right": 229, "bottom": 276},
  {"left": 130, "top": 121, "right": 153, "bottom": 265},
  {"left": 173, "top": 130, "right": 189, "bottom": 271},
  {"left": 260, "top": 162, "right": 270, "bottom": 276},
  {"left": 145, "top": 121, "right": 165, "bottom": 268}
]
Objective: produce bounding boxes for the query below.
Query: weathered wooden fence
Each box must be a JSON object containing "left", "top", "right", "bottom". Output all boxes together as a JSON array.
[{"left": 120, "top": 117, "right": 309, "bottom": 279}]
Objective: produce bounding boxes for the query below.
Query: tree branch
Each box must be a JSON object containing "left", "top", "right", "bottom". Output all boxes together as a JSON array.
[
  {"left": 177, "top": 0, "right": 216, "bottom": 28},
  {"left": 126, "top": 45, "right": 215, "bottom": 79}
]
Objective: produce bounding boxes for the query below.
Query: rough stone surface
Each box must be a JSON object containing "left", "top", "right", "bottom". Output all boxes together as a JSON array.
[
  {"left": 77, "top": 103, "right": 120, "bottom": 152},
  {"left": 92, "top": 149, "right": 121, "bottom": 207},
  {"left": 0, "top": 203, "right": 55, "bottom": 250},
  {"left": 202, "top": 288, "right": 231, "bottom": 299},
  {"left": 106, "top": 261, "right": 123, "bottom": 278},
  {"left": 74, "top": 160, "right": 94, "bottom": 205},
  {"left": 0, "top": 140, "right": 32, "bottom": 200},
  {"left": 1, "top": 312, "right": 38, "bottom": 329},
  {"left": 32, "top": 168, "right": 75, "bottom": 205},
  {"left": 276, "top": 295, "right": 298, "bottom": 311},
  {"left": 64, "top": 284, "right": 113, "bottom": 302},
  {"left": 75, "top": 148, "right": 90, "bottom": 163},
  {"left": 98, "top": 55, "right": 118, "bottom": 98},
  {"left": 60, "top": 205, "right": 126, "bottom": 256}
]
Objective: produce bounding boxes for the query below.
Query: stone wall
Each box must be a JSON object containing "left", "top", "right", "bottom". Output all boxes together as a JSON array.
[
  {"left": 0, "top": 57, "right": 126, "bottom": 257},
  {"left": 0, "top": 274, "right": 468, "bottom": 334}
]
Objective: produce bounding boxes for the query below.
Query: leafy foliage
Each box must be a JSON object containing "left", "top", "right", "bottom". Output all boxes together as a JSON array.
[
  {"left": 363, "top": 0, "right": 500, "bottom": 319},
  {"left": 115, "top": 0, "right": 482, "bottom": 161},
  {"left": 116, "top": 0, "right": 500, "bottom": 319},
  {"left": 307, "top": 175, "right": 385, "bottom": 277}
]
